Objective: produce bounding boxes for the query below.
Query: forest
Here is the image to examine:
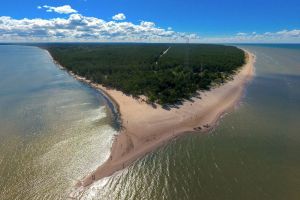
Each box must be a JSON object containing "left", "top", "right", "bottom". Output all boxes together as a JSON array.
[{"left": 44, "top": 43, "right": 245, "bottom": 105}]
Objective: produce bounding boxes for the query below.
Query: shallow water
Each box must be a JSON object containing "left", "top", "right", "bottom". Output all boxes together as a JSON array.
[
  {"left": 1, "top": 44, "right": 300, "bottom": 200},
  {"left": 78, "top": 44, "right": 300, "bottom": 200},
  {"left": 0, "top": 45, "right": 117, "bottom": 199}
]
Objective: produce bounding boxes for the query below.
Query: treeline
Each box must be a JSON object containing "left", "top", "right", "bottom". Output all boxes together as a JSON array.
[{"left": 45, "top": 43, "right": 245, "bottom": 105}]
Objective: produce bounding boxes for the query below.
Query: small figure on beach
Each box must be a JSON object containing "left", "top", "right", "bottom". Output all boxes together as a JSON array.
[
  {"left": 193, "top": 126, "right": 202, "bottom": 131},
  {"left": 203, "top": 124, "right": 210, "bottom": 128}
]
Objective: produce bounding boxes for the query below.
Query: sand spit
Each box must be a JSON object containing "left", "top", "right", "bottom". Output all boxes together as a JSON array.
[{"left": 48, "top": 48, "right": 255, "bottom": 190}]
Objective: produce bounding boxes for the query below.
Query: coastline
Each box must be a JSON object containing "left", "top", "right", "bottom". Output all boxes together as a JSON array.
[{"left": 46, "top": 48, "right": 255, "bottom": 188}]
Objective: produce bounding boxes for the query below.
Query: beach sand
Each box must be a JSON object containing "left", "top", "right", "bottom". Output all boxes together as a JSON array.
[{"left": 61, "top": 49, "right": 255, "bottom": 188}]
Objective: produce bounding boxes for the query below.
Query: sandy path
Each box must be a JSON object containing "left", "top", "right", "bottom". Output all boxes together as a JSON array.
[{"left": 68, "top": 49, "right": 255, "bottom": 188}]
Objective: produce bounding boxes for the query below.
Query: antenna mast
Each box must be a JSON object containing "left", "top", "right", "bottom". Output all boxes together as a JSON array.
[{"left": 185, "top": 37, "right": 190, "bottom": 68}]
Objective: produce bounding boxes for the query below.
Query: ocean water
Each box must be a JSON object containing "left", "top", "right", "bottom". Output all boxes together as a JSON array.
[
  {"left": 0, "top": 45, "right": 117, "bottom": 199},
  {"left": 1, "top": 44, "right": 300, "bottom": 200}
]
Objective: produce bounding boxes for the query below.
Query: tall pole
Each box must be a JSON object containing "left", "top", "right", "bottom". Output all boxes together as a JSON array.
[{"left": 185, "top": 37, "right": 190, "bottom": 69}]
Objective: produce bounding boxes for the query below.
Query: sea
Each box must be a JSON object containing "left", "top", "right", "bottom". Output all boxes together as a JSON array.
[{"left": 0, "top": 44, "right": 299, "bottom": 200}]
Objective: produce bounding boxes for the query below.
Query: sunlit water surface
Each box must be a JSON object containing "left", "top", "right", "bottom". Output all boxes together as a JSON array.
[{"left": 0, "top": 45, "right": 117, "bottom": 199}]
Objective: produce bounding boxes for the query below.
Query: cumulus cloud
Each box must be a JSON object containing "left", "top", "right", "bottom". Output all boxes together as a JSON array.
[
  {"left": 274, "top": 29, "right": 300, "bottom": 37},
  {"left": 112, "top": 13, "right": 126, "bottom": 21},
  {"left": 235, "top": 30, "right": 300, "bottom": 42},
  {"left": 39, "top": 5, "right": 77, "bottom": 14},
  {"left": 196, "top": 30, "right": 300, "bottom": 43},
  {"left": 1, "top": 9, "right": 299, "bottom": 43},
  {"left": 236, "top": 32, "right": 247, "bottom": 36},
  {"left": 0, "top": 14, "right": 199, "bottom": 42}
]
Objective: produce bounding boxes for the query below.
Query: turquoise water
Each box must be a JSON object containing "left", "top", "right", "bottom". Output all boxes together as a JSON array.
[
  {"left": 0, "top": 44, "right": 300, "bottom": 200},
  {"left": 79, "top": 44, "right": 300, "bottom": 200}
]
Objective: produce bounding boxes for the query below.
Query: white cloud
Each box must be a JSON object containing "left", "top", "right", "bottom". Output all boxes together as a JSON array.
[
  {"left": 140, "top": 21, "right": 155, "bottom": 27},
  {"left": 195, "top": 29, "right": 300, "bottom": 43},
  {"left": 1, "top": 11, "right": 299, "bottom": 43},
  {"left": 112, "top": 13, "right": 126, "bottom": 21},
  {"left": 237, "top": 32, "right": 247, "bottom": 36},
  {"left": 275, "top": 29, "right": 300, "bottom": 37},
  {"left": 0, "top": 14, "right": 199, "bottom": 42},
  {"left": 39, "top": 5, "right": 77, "bottom": 14}
]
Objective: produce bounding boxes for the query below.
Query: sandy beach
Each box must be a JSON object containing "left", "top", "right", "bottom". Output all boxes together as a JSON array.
[{"left": 54, "top": 49, "right": 255, "bottom": 188}]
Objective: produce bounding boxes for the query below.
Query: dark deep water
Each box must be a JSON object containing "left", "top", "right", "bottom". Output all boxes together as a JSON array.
[{"left": 0, "top": 44, "right": 300, "bottom": 200}]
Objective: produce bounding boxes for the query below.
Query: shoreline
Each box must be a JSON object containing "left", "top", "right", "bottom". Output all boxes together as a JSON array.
[
  {"left": 44, "top": 48, "right": 122, "bottom": 129},
  {"left": 46, "top": 48, "right": 255, "bottom": 189}
]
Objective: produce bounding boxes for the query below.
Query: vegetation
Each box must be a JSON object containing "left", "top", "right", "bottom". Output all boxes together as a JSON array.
[{"left": 44, "top": 43, "right": 245, "bottom": 105}]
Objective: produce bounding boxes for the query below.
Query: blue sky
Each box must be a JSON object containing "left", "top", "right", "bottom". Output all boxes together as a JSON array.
[{"left": 0, "top": 0, "right": 300, "bottom": 42}]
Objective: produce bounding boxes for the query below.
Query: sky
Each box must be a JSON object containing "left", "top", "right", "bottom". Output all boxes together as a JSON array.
[{"left": 0, "top": 0, "right": 300, "bottom": 43}]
